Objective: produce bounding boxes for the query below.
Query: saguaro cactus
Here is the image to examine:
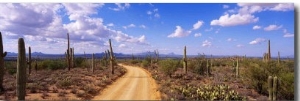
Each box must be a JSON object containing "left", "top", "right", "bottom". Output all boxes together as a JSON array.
[
  {"left": 183, "top": 46, "right": 187, "bottom": 74},
  {"left": 277, "top": 51, "right": 280, "bottom": 64},
  {"left": 268, "top": 76, "right": 278, "bottom": 101},
  {"left": 92, "top": 53, "right": 95, "bottom": 73},
  {"left": 27, "top": 47, "right": 32, "bottom": 75},
  {"left": 17, "top": 38, "right": 26, "bottom": 100},
  {"left": 206, "top": 59, "right": 210, "bottom": 76},
  {"left": 236, "top": 57, "right": 239, "bottom": 77},
  {"left": 109, "top": 39, "right": 114, "bottom": 74},
  {"left": 268, "top": 76, "right": 273, "bottom": 101},
  {"left": 0, "top": 32, "right": 7, "bottom": 92},
  {"left": 66, "top": 33, "right": 72, "bottom": 71},
  {"left": 72, "top": 47, "right": 75, "bottom": 68},
  {"left": 267, "top": 40, "right": 271, "bottom": 62},
  {"left": 273, "top": 76, "right": 278, "bottom": 100}
]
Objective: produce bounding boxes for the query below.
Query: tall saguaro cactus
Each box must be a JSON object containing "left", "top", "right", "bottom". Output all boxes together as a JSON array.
[
  {"left": 109, "top": 39, "right": 115, "bottom": 74},
  {"left": 277, "top": 51, "right": 280, "bottom": 64},
  {"left": 27, "top": 47, "right": 32, "bottom": 75},
  {"left": 92, "top": 53, "right": 95, "bottom": 73},
  {"left": 66, "top": 33, "right": 71, "bottom": 71},
  {"left": 267, "top": 40, "right": 271, "bottom": 62},
  {"left": 236, "top": 57, "right": 239, "bottom": 77},
  {"left": 183, "top": 46, "right": 187, "bottom": 74},
  {"left": 17, "top": 38, "right": 26, "bottom": 100},
  {"left": 268, "top": 76, "right": 278, "bottom": 101},
  {"left": 0, "top": 32, "right": 7, "bottom": 92}
]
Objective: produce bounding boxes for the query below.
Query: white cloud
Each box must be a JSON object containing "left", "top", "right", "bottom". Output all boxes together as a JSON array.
[
  {"left": 0, "top": 3, "right": 149, "bottom": 54},
  {"left": 128, "top": 24, "right": 135, "bottom": 27},
  {"left": 236, "top": 44, "right": 244, "bottom": 48},
  {"left": 123, "top": 24, "right": 136, "bottom": 29},
  {"left": 194, "top": 33, "right": 202, "bottom": 37},
  {"left": 139, "top": 25, "right": 146, "bottom": 29},
  {"left": 210, "top": 14, "right": 259, "bottom": 27},
  {"left": 202, "top": 40, "right": 212, "bottom": 47},
  {"left": 269, "top": 3, "right": 294, "bottom": 11},
  {"left": 264, "top": 24, "right": 282, "bottom": 31},
  {"left": 223, "top": 5, "right": 229, "bottom": 9},
  {"left": 167, "top": 26, "right": 191, "bottom": 38},
  {"left": 107, "top": 23, "right": 114, "bottom": 27},
  {"left": 253, "top": 25, "right": 261, "bottom": 30},
  {"left": 283, "top": 29, "right": 294, "bottom": 38},
  {"left": 109, "top": 3, "right": 130, "bottom": 11},
  {"left": 147, "top": 11, "right": 152, "bottom": 15},
  {"left": 119, "top": 44, "right": 127, "bottom": 48},
  {"left": 249, "top": 38, "right": 266, "bottom": 45},
  {"left": 283, "top": 33, "right": 294, "bottom": 37},
  {"left": 147, "top": 8, "right": 160, "bottom": 19},
  {"left": 227, "top": 38, "right": 233, "bottom": 42},
  {"left": 237, "top": 3, "right": 293, "bottom": 12},
  {"left": 193, "top": 20, "right": 204, "bottom": 30}
]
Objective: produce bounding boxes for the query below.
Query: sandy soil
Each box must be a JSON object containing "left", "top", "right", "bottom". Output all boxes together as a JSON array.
[{"left": 92, "top": 64, "right": 161, "bottom": 100}]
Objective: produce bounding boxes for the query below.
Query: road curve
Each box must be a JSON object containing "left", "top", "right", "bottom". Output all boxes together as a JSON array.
[{"left": 92, "top": 64, "right": 161, "bottom": 100}]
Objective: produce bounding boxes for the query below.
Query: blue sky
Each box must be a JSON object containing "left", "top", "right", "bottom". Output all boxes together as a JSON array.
[{"left": 0, "top": 3, "right": 294, "bottom": 57}]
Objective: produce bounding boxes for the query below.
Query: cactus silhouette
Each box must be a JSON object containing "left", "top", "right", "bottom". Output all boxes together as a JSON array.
[
  {"left": 92, "top": 53, "right": 95, "bottom": 73},
  {"left": 109, "top": 39, "right": 114, "bottom": 74},
  {"left": 0, "top": 32, "right": 7, "bottom": 92},
  {"left": 236, "top": 57, "right": 239, "bottom": 77},
  {"left": 183, "top": 46, "right": 187, "bottom": 74},
  {"left": 17, "top": 38, "right": 26, "bottom": 100},
  {"left": 27, "top": 47, "right": 32, "bottom": 75}
]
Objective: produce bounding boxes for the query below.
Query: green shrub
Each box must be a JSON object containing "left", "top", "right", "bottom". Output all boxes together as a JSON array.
[
  {"left": 38, "top": 60, "right": 66, "bottom": 70},
  {"left": 158, "top": 59, "right": 179, "bottom": 77},
  {"left": 141, "top": 59, "right": 150, "bottom": 68}
]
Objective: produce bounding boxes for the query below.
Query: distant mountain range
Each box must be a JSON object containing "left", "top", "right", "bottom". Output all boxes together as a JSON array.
[{"left": 4, "top": 51, "right": 294, "bottom": 60}]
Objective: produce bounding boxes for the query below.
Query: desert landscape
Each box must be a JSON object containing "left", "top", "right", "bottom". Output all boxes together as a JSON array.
[{"left": 0, "top": 3, "right": 295, "bottom": 100}]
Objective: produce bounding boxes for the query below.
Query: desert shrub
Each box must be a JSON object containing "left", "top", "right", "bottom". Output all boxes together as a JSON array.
[
  {"left": 130, "top": 59, "right": 140, "bottom": 65},
  {"left": 74, "top": 57, "right": 85, "bottom": 67},
  {"left": 4, "top": 61, "right": 17, "bottom": 75},
  {"left": 38, "top": 59, "right": 66, "bottom": 70},
  {"left": 141, "top": 57, "right": 151, "bottom": 68},
  {"left": 244, "top": 59, "right": 294, "bottom": 100},
  {"left": 158, "top": 59, "right": 179, "bottom": 77}
]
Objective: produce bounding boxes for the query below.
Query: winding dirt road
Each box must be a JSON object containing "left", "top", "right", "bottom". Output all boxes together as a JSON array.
[{"left": 92, "top": 64, "right": 161, "bottom": 100}]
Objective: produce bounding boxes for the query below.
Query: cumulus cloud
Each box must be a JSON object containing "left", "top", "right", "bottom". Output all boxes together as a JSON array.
[
  {"left": 202, "top": 40, "right": 212, "bottom": 47},
  {"left": 253, "top": 25, "right": 262, "bottom": 30},
  {"left": 0, "top": 3, "right": 149, "bottom": 53},
  {"left": 193, "top": 20, "right": 204, "bottom": 30},
  {"left": 139, "top": 25, "right": 146, "bottom": 29},
  {"left": 212, "top": 3, "right": 293, "bottom": 27},
  {"left": 118, "top": 44, "right": 127, "bottom": 48},
  {"left": 194, "top": 33, "right": 202, "bottom": 37},
  {"left": 237, "top": 3, "right": 294, "bottom": 12},
  {"left": 210, "top": 14, "right": 259, "bottom": 27},
  {"left": 107, "top": 23, "right": 114, "bottom": 27},
  {"left": 236, "top": 44, "right": 244, "bottom": 48},
  {"left": 249, "top": 38, "right": 266, "bottom": 44},
  {"left": 123, "top": 24, "right": 136, "bottom": 29},
  {"left": 109, "top": 3, "right": 130, "bottom": 11},
  {"left": 283, "top": 29, "right": 294, "bottom": 38},
  {"left": 264, "top": 24, "right": 282, "bottom": 31},
  {"left": 227, "top": 38, "right": 236, "bottom": 42},
  {"left": 167, "top": 26, "right": 191, "bottom": 38}
]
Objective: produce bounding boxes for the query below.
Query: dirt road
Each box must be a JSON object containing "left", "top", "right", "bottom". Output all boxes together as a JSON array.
[{"left": 92, "top": 64, "right": 161, "bottom": 100}]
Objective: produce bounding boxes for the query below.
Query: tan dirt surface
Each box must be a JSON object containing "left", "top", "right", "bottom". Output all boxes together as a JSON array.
[{"left": 92, "top": 64, "right": 161, "bottom": 100}]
